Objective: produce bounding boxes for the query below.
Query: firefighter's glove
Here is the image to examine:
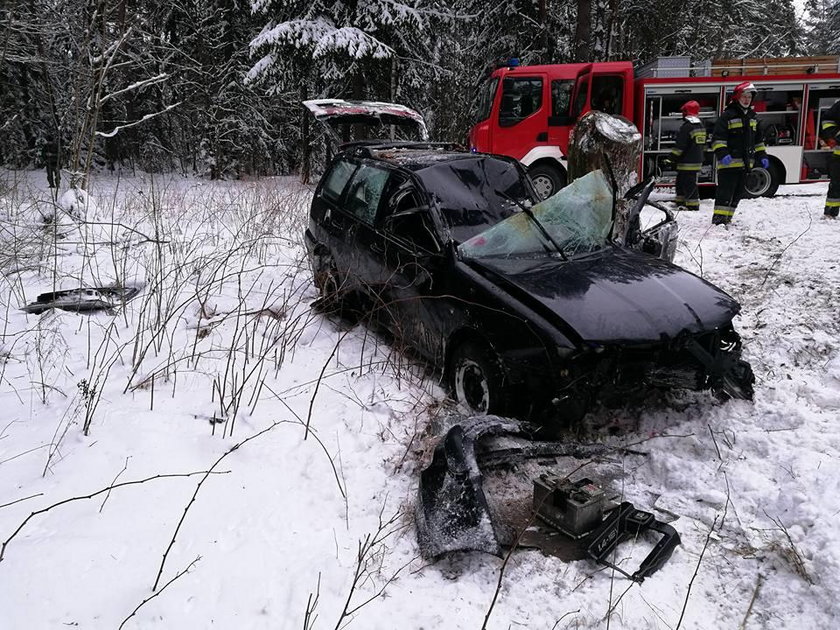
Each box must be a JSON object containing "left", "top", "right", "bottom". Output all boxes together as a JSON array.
[
  {"left": 760, "top": 158, "right": 770, "bottom": 169},
  {"left": 661, "top": 157, "right": 675, "bottom": 169},
  {"left": 720, "top": 154, "right": 733, "bottom": 166}
]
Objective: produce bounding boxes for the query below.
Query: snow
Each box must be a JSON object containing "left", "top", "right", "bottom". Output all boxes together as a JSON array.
[{"left": 1, "top": 169, "right": 839, "bottom": 629}]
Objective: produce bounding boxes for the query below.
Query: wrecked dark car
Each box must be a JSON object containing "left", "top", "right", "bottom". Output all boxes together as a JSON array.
[{"left": 303, "top": 102, "right": 754, "bottom": 428}]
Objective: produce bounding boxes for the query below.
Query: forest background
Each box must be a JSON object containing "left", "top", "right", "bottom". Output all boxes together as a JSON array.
[{"left": 2, "top": 0, "right": 838, "bottom": 182}]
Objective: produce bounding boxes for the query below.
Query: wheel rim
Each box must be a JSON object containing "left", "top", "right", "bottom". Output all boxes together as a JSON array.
[
  {"left": 745, "top": 167, "right": 771, "bottom": 196},
  {"left": 454, "top": 359, "right": 490, "bottom": 413},
  {"left": 531, "top": 174, "right": 555, "bottom": 200}
]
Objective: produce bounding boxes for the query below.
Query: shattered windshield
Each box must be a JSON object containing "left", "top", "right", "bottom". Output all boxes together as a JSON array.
[
  {"left": 415, "top": 157, "right": 532, "bottom": 243},
  {"left": 458, "top": 170, "right": 614, "bottom": 259}
]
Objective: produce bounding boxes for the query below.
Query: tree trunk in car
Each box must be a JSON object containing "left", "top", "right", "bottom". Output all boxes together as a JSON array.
[{"left": 567, "top": 111, "right": 642, "bottom": 240}]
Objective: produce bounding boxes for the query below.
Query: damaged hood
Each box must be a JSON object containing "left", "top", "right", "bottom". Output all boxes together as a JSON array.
[
  {"left": 469, "top": 248, "right": 740, "bottom": 343},
  {"left": 302, "top": 99, "right": 429, "bottom": 144}
]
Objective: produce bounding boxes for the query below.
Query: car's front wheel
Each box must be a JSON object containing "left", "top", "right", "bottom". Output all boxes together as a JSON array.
[{"left": 450, "top": 340, "right": 505, "bottom": 415}]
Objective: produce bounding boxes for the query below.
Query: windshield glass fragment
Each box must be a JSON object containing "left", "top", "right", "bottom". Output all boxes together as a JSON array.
[{"left": 458, "top": 170, "right": 614, "bottom": 259}]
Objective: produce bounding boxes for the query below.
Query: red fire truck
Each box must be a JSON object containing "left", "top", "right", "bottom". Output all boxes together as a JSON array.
[{"left": 468, "top": 56, "right": 840, "bottom": 199}]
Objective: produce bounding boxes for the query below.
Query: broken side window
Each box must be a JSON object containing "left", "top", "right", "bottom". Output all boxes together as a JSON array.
[
  {"left": 388, "top": 210, "right": 441, "bottom": 253},
  {"left": 458, "top": 170, "right": 613, "bottom": 259}
]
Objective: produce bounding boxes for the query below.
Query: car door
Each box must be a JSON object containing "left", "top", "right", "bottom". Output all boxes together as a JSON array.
[
  {"left": 315, "top": 158, "right": 393, "bottom": 297},
  {"left": 370, "top": 180, "right": 454, "bottom": 361}
]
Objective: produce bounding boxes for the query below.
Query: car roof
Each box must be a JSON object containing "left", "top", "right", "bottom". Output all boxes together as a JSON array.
[{"left": 341, "top": 142, "right": 514, "bottom": 172}]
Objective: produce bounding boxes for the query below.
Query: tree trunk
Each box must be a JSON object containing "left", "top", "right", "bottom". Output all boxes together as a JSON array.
[
  {"left": 567, "top": 111, "right": 642, "bottom": 240},
  {"left": 574, "top": 0, "right": 592, "bottom": 62}
]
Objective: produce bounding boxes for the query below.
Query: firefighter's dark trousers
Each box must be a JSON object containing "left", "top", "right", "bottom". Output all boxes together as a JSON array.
[
  {"left": 674, "top": 170, "right": 700, "bottom": 210},
  {"left": 825, "top": 154, "right": 840, "bottom": 217},
  {"left": 713, "top": 168, "right": 746, "bottom": 225}
]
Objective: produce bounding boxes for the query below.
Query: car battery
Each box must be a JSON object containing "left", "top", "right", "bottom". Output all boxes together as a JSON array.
[{"left": 533, "top": 476, "right": 606, "bottom": 538}]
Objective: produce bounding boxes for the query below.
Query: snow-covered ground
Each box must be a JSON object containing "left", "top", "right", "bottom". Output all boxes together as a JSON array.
[{"left": 1, "top": 168, "right": 838, "bottom": 629}]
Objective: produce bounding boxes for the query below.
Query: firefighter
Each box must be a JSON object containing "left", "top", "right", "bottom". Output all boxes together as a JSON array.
[
  {"left": 710, "top": 81, "right": 769, "bottom": 225},
  {"left": 41, "top": 135, "right": 61, "bottom": 189},
  {"left": 819, "top": 98, "right": 840, "bottom": 218},
  {"left": 662, "top": 100, "right": 706, "bottom": 211}
]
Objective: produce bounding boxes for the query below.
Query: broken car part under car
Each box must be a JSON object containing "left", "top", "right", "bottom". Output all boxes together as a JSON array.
[
  {"left": 416, "top": 417, "right": 680, "bottom": 582},
  {"left": 21, "top": 286, "right": 141, "bottom": 314},
  {"left": 303, "top": 100, "right": 755, "bottom": 429}
]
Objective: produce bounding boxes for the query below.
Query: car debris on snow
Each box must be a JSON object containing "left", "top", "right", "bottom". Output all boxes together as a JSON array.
[
  {"left": 21, "top": 286, "right": 141, "bottom": 314},
  {"left": 417, "top": 416, "right": 680, "bottom": 582}
]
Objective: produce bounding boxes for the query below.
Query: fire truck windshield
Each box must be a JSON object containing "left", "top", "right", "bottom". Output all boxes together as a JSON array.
[{"left": 474, "top": 77, "right": 499, "bottom": 123}]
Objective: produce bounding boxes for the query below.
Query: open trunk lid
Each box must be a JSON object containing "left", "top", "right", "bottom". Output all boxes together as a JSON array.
[{"left": 302, "top": 99, "right": 429, "bottom": 146}]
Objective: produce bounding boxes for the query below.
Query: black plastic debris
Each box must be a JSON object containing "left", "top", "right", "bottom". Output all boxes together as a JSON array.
[
  {"left": 21, "top": 286, "right": 140, "bottom": 314},
  {"left": 416, "top": 417, "right": 523, "bottom": 558}
]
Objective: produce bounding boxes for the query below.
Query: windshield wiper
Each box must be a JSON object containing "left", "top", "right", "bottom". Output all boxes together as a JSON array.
[{"left": 495, "top": 189, "right": 568, "bottom": 261}]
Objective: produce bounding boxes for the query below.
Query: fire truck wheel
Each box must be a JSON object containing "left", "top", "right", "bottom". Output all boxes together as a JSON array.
[
  {"left": 528, "top": 165, "right": 566, "bottom": 200},
  {"left": 744, "top": 161, "right": 780, "bottom": 198}
]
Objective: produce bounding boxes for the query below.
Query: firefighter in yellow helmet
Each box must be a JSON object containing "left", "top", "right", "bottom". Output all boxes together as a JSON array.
[
  {"left": 819, "top": 98, "right": 840, "bottom": 218},
  {"left": 711, "top": 82, "right": 769, "bottom": 225},
  {"left": 662, "top": 100, "right": 706, "bottom": 211}
]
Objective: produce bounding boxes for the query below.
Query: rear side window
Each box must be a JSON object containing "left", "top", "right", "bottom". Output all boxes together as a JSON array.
[
  {"left": 499, "top": 77, "right": 543, "bottom": 127},
  {"left": 344, "top": 164, "right": 391, "bottom": 224},
  {"left": 320, "top": 159, "right": 356, "bottom": 203}
]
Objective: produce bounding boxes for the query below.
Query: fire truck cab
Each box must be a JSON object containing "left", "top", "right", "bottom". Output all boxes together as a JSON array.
[{"left": 469, "top": 56, "right": 840, "bottom": 200}]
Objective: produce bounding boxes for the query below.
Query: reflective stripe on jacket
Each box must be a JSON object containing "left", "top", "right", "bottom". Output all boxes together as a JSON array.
[
  {"left": 712, "top": 102, "right": 766, "bottom": 169},
  {"left": 819, "top": 99, "right": 840, "bottom": 156},
  {"left": 670, "top": 119, "right": 706, "bottom": 170}
]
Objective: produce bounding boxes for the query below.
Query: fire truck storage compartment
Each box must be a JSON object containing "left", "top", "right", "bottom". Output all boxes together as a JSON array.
[
  {"left": 642, "top": 85, "right": 719, "bottom": 184},
  {"left": 803, "top": 83, "right": 840, "bottom": 180}
]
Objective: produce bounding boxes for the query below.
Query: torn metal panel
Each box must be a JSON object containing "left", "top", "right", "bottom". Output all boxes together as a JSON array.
[{"left": 416, "top": 417, "right": 523, "bottom": 558}]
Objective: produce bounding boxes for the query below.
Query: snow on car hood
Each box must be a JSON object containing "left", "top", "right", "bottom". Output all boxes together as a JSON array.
[
  {"left": 470, "top": 248, "right": 741, "bottom": 343},
  {"left": 302, "top": 99, "right": 429, "bottom": 142}
]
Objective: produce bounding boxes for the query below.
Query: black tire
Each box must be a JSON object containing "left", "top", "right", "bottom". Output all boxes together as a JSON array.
[
  {"left": 449, "top": 340, "right": 506, "bottom": 415},
  {"left": 313, "top": 261, "right": 344, "bottom": 313},
  {"left": 744, "top": 161, "right": 780, "bottom": 198},
  {"left": 528, "top": 164, "right": 566, "bottom": 200}
]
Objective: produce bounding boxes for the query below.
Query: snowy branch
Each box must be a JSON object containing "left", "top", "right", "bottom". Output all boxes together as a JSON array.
[
  {"left": 100, "top": 73, "right": 171, "bottom": 105},
  {"left": 95, "top": 103, "right": 181, "bottom": 138}
]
